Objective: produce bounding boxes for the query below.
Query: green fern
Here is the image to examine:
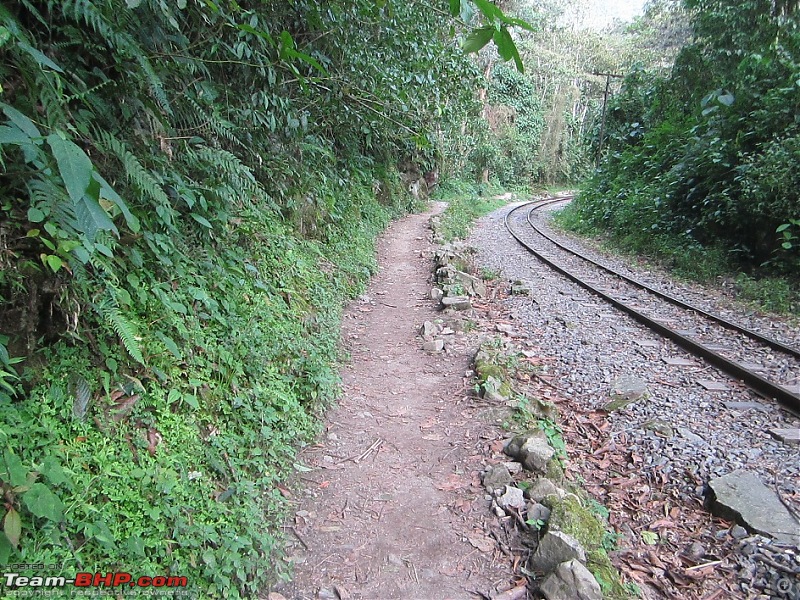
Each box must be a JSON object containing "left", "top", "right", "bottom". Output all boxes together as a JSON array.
[
  {"left": 95, "top": 289, "right": 145, "bottom": 365},
  {"left": 56, "top": 0, "right": 172, "bottom": 116},
  {"left": 96, "top": 131, "right": 171, "bottom": 209}
]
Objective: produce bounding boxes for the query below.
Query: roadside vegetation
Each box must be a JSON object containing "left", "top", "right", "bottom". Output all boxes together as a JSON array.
[
  {"left": 0, "top": 1, "right": 528, "bottom": 595},
  {"left": 557, "top": 0, "right": 800, "bottom": 315},
  {"left": 433, "top": 181, "right": 510, "bottom": 242}
]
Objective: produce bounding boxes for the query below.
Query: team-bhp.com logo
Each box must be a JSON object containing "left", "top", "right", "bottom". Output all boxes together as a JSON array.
[{"left": 2, "top": 570, "right": 188, "bottom": 594}]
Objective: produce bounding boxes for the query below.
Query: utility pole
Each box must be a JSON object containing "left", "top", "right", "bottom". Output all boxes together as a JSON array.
[{"left": 593, "top": 71, "right": 623, "bottom": 163}]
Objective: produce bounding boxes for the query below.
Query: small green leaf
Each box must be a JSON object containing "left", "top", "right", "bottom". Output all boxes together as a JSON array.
[
  {"left": 493, "top": 27, "right": 515, "bottom": 61},
  {"left": 448, "top": 0, "right": 460, "bottom": 17},
  {"left": 23, "top": 483, "right": 64, "bottom": 522},
  {"left": 1, "top": 104, "right": 41, "bottom": 138},
  {"left": 463, "top": 26, "right": 494, "bottom": 53},
  {"left": 167, "top": 389, "right": 181, "bottom": 405},
  {"left": 74, "top": 195, "right": 118, "bottom": 241},
  {"left": 0, "top": 125, "right": 31, "bottom": 145},
  {"left": 41, "top": 456, "right": 69, "bottom": 486},
  {"left": 156, "top": 333, "right": 182, "bottom": 360},
  {"left": 776, "top": 223, "right": 791, "bottom": 233},
  {"left": 16, "top": 41, "right": 64, "bottom": 73},
  {"left": 472, "top": 0, "right": 501, "bottom": 20},
  {"left": 93, "top": 173, "right": 140, "bottom": 233},
  {"left": 183, "top": 393, "right": 199, "bottom": 409},
  {"left": 45, "top": 255, "right": 63, "bottom": 272},
  {"left": 641, "top": 531, "right": 658, "bottom": 545},
  {"left": 89, "top": 520, "right": 116, "bottom": 549},
  {"left": 0, "top": 26, "right": 11, "bottom": 49},
  {"left": 190, "top": 213, "right": 213, "bottom": 228},
  {"left": 497, "top": 14, "right": 536, "bottom": 32},
  {"left": 782, "top": 241, "right": 793, "bottom": 249},
  {"left": 3, "top": 508, "right": 21, "bottom": 549},
  {"left": 94, "top": 243, "right": 113, "bottom": 258},
  {"left": 126, "top": 535, "right": 146, "bottom": 557},
  {"left": 717, "top": 92, "right": 735, "bottom": 106},
  {"left": 3, "top": 451, "right": 27, "bottom": 487},
  {"left": 47, "top": 133, "right": 93, "bottom": 203},
  {"left": 236, "top": 23, "right": 275, "bottom": 45},
  {"left": 0, "top": 531, "right": 12, "bottom": 563},
  {"left": 27, "top": 207, "right": 45, "bottom": 223}
]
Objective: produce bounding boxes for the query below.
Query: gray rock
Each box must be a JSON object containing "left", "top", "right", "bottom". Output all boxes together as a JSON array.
[
  {"left": 730, "top": 525, "right": 748, "bottom": 539},
  {"left": 483, "top": 464, "right": 513, "bottom": 492},
  {"left": 529, "top": 531, "right": 586, "bottom": 574},
  {"left": 511, "top": 280, "right": 532, "bottom": 295},
  {"left": 539, "top": 559, "right": 602, "bottom": 600},
  {"left": 526, "top": 502, "right": 551, "bottom": 525},
  {"left": 441, "top": 296, "right": 471, "bottom": 310},
  {"left": 430, "top": 288, "right": 444, "bottom": 302},
  {"left": 420, "top": 321, "right": 437, "bottom": 338},
  {"left": 768, "top": 428, "right": 800, "bottom": 445},
  {"left": 525, "top": 478, "right": 564, "bottom": 502},
  {"left": 504, "top": 461, "right": 522, "bottom": 474},
  {"left": 678, "top": 427, "right": 707, "bottom": 445},
  {"left": 687, "top": 542, "right": 705, "bottom": 559},
  {"left": 706, "top": 470, "right": 800, "bottom": 544},
  {"left": 605, "top": 374, "right": 648, "bottom": 410},
  {"left": 483, "top": 375, "right": 510, "bottom": 403},
  {"left": 422, "top": 339, "right": 444, "bottom": 352},
  {"left": 497, "top": 485, "right": 526, "bottom": 511},
  {"left": 444, "top": 317, "right": 469, "bottom": 333},
  {"left": 436, "top": 266, "right": 455, "bottom": 284},
  {"left": 504, "top": 430, "right": 555, "bottom": 474},
  {"left": 495, "top": 323, "right": 514, "bottom": 335},
  {"left": 453, "top": 269, "right": 487, "bottom": 298}
]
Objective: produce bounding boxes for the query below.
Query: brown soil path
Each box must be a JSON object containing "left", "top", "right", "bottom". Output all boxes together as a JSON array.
[{"left": 274, "top": 205, "right": 512, "bottom": 600}]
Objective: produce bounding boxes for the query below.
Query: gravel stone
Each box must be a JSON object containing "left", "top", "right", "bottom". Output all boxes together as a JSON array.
[{"left": 467, "top": 204, "right": 800, "bottom": 596}]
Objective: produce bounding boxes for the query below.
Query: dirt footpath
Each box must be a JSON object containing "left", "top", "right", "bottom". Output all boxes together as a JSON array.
[{"left": 274, "top": 205, "right": 515, "bottom": 600}]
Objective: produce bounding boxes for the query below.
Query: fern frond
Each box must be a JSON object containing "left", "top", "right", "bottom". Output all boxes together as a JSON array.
[
  {"left": 56, "top": 0, "right": 172, "bottom": 116},
  {"left": 96, "top": 131, "right": 171, "bottom": 208},
  {"left": 95, "top": 289, "right": 145, "bottom": 365}
]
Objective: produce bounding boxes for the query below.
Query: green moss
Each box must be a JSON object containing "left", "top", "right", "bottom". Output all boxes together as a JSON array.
[
  {"left": 475, "top": 359, "right": 506, "bottom": 382},
  {"left": 545, "top": 458, "right": 565, "bottom": 483},
  {"left": 549, "top": 495, "right": 631, "bottom": 599}
]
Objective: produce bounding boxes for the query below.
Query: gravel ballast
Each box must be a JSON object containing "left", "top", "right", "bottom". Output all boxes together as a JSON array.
[{"left": 467, "top": 202, "right": 800, "bottom": 599}]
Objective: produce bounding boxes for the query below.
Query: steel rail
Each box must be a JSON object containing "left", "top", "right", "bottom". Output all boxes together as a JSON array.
[
  {"left": 525, "top": 199, "right": 800, "bottom": 359},
  {"left": 504, "top": 201, "right": 800, "bottom": 414}
]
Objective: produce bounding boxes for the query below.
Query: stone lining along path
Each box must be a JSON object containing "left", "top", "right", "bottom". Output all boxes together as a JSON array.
[{"left": 274, "top": 205, "right": 513, "bottom": 599}]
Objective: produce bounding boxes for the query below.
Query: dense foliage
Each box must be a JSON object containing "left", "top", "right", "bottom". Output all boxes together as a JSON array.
[
  {"left": 0, "top": 0, "right": 504, "bottom": 595},
  {"left": 563, "top": 0, "right": 800, "bottom": 293},
  {"left": 458, "top": 0, "right": 672, "bottom": 189}
]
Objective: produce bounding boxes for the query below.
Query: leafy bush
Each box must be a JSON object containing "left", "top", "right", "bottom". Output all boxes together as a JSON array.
[
  {"left": 563, "top": 0, "right": 800, "bottom": 309},
  {"left": 0, "top": 0, "right": 482, "bottom": 596}
]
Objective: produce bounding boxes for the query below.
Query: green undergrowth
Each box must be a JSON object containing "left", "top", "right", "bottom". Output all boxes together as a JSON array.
[
  {"left": 433, "top": 179, "right": 510, "bottom": 242},
  {"left": 0, "top": 175, "right": 398, "bottom": 596},
  {"left": 554, "top": 203, "right": 800, "bottom": 316}
]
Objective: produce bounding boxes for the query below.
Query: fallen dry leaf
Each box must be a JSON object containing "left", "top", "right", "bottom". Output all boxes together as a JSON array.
[{"left": 468, "top": 536, "right": 495, "bottom": 553}]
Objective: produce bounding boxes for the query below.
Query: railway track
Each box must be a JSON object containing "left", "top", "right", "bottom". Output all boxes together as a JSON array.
[{"left": 504, "top": 198, "right": 800, "bottom": 415}]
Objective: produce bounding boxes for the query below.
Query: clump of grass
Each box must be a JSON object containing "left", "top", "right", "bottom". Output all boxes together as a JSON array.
[{"left": 433, "top": 179, "right": 510, "bottom": 242}]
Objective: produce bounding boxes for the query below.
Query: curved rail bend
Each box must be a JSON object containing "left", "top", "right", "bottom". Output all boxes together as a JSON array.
[{"left": 504, "top": 199, "right": 800, "bottom": 414}]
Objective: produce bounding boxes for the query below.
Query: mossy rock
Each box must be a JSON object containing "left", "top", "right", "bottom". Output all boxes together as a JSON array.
[
  {"left": 545, "top": 458, "right": 565, "bottom": 483},
  {"left": 549, "top": 495, "right": 629, "bottom": 599}
]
